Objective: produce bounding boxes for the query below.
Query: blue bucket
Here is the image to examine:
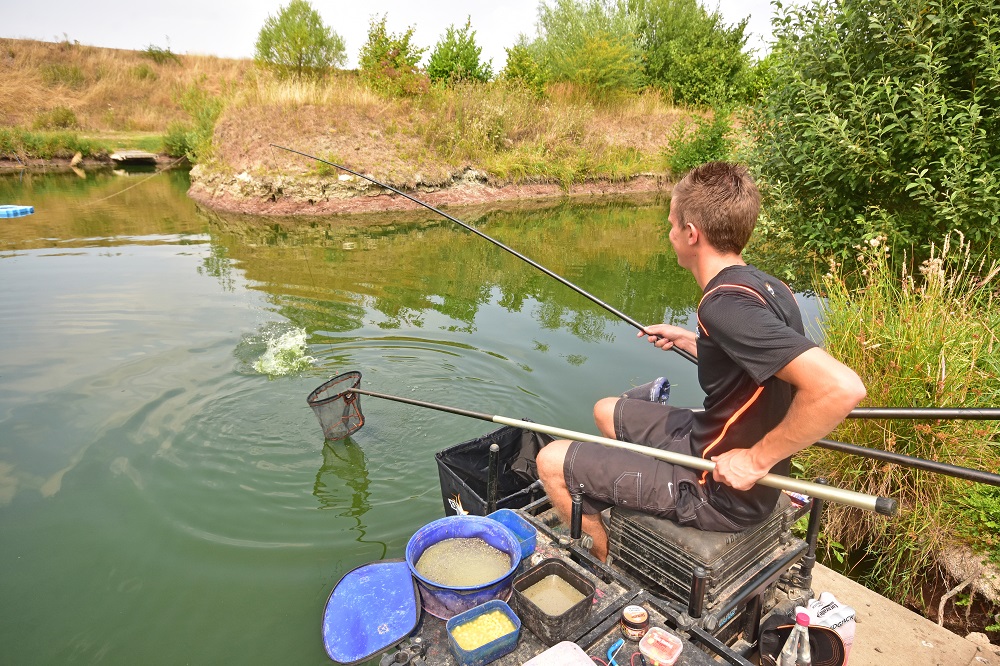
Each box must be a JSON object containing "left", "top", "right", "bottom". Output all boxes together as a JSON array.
[{"left": 406, "top": 515, "right": 521, "bottom": 619}]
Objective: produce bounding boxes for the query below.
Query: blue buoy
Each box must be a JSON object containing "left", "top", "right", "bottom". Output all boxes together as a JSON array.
[{"left": 0, "top": 205, "right": 35, "bottom": 218}]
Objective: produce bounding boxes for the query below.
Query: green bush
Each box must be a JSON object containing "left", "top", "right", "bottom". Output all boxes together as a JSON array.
[
  {"left": 500, "top": 41, "right": 547, "bottom": 97},
  {"left": 808, "top": 231, "right": 1000, "bottom": 605},
  {"left": 163, "top": 122, "right": 195, "bottom": 159},
  {"left": 0, "top": 128, "right": 103, "bottom": 159},
  {"left": 533, "top": 0, "right": 646, "bottom": 96},
  {"left": 627, "top": 0, "right": 752, "bottom": 107},
  {"left": 358, "top": 14, "right": 428, "bottom": 96},
  {"left": 254, "top": 0, "right": 346, "bottom": 79},
  {"left": 40, "top": 63, "right": 85, "bottom": 89},
  {"left": 32, "top": 106, "right": 79, "bottom": 130},
  {"left": 427, "top": 17, "right": 492, "bottom": 85},
  {"left": 141, "top": 44, "right": 180, "bottom": 65},
  {"left": 661, "top": 109, "right": 733, "bottom": 176},
  {"left": 749, "top": 0, "right": 1000, "bottom": 257},
  {"left": 167, "top": 81, "right": 225, "bottom": 162}
]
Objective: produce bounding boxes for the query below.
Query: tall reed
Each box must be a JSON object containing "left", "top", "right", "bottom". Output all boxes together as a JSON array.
[{"left": 808, "top": 232, "right": 1000, "bottom": 606}]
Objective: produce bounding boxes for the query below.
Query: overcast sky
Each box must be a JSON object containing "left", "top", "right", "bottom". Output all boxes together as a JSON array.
[{"left": 2, "top": 0, "right": 778, "bottom": 69}]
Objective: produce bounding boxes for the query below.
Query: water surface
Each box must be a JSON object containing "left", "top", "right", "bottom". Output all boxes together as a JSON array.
[{"left": 0, "top": 169, "right": 815, "bottom": 664}]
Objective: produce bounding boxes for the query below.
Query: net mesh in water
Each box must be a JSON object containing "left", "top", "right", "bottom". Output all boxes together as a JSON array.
[{"left": 307, "top": 371, "right": 364, "bottom": 441}]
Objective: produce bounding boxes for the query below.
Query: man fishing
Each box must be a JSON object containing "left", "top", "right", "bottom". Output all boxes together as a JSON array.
[{"left": 536, "top": 162, "right": 867, "bottom": 562}]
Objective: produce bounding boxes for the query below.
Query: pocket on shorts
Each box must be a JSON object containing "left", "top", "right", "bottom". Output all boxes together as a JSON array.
[
  {"left": 612, "top": 472, "right": 642, "bottom": 509},
  {"left": 674, "top": 481, "right": 701, "bottom": 526}
]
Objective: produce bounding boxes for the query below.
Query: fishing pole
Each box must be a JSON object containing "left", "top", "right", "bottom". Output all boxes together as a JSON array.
[
  {"left": 276, "top": 145, "right": 997, "bottom": 427},
  {"left": 307, "top": 372, "right": 898, "bottom": 516},
  {"left": 270, "top": 144, "right": 698, "bottom": 364}
]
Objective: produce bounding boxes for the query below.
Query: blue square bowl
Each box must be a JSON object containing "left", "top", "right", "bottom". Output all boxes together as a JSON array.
[
  {"left": 487, "top": 509, "right": 537, "bottom": 561},
  {"left": 446, "top": 599, "right": 521, "bottom": 666}
]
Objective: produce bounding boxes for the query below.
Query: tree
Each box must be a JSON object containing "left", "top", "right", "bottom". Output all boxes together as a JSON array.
[
  {"left": 427, "top": 17, "right": 493, "bottom": 85},
  {"left": 626, "top": 0, "right": 751, "bottom": 107},
  {"left": 254, "top": 0, "right": 346, "bottom": 79},
  {"left": 749, "top": 0, "right": 1000, "bottom": 256},
  {"left": 358, "top": 15, "right": 428, "bottom": 96},
  {"left": 500, "top": 39, "right": 547, "bottom": 97},
  {"left": 532, "top": 0, "right": 645, "bottom": 96}
]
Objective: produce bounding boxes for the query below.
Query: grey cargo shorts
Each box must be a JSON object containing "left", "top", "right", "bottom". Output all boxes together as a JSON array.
[{"left": 563, "top": 399, "right": 746, "bottom": 532}]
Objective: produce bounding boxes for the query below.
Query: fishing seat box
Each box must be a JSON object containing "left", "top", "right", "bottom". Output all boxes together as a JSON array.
[
  {"left": 608, "top": 493, "right": 806, "bottom": 644},
  {"left": 436, "top": 424, "right": 550, "bottom": 517}
]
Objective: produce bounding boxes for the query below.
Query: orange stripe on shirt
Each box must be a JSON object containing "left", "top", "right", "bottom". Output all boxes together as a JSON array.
[
  {"left": 699, "top": 385, "right": 765, "bottom": 484},
  {"left": 696, "top": 284, "right": 767, "bottom": 336}
]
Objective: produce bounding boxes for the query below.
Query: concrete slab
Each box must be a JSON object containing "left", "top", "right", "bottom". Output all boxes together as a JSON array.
[{"left": 811, "top": 563, "right": 1000, "bottom": 665}]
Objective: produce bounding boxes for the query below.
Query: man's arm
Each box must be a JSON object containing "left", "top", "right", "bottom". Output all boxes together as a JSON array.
[
  {"left": 711, "top": 347, "right": 866, "bottom": 490},
  {"left": 639, "top": 323, "right": 699, "bottom": 358}
]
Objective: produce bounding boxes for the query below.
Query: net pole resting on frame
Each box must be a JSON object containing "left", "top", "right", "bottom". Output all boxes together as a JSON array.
[{"left": 337, "top": 384, "right": 897, "bottom": 517}]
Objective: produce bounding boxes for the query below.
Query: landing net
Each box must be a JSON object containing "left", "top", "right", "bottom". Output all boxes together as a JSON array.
[{"left": 307, "top": 371, "right": 364, "bottom": 441}]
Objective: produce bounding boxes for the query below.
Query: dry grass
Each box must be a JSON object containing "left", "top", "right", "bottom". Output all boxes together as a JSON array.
[
  {"left": 214, "top": 74, "right": 693, "bottom": 188},
  {"left": 3, "top": 38, "right": 697, "bottom": 187},
  {"left": 0, "top": 38, "right": 250, "bottom": 131}
]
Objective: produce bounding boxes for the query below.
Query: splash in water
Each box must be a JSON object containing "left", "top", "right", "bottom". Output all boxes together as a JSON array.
[{"left": 252, "top": 327, "right": 315, "bottom": 377}]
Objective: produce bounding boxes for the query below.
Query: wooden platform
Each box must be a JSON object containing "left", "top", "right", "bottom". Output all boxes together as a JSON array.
[{"left": 109, "top": 150, "right": 158, "bottom": 165}]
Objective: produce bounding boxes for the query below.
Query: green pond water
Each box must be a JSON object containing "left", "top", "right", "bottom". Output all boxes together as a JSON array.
[{"left": 0, "top": 168, "right": 818, "bottom": 664}]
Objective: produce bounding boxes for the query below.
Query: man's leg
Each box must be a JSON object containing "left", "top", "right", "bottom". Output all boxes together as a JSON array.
[
  {"left": 593, "top": 397, "right": 618, "bottom": 439},
  {"left": 536, "top": 439, "right": 609, "bottom": 561},
  {"left": 595, "top": 378, "right": 671, "bottom": 439}
]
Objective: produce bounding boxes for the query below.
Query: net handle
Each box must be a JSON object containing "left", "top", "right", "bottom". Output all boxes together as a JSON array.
[{"left": 345, "top": 386, "right": 897, "bottom": 516}]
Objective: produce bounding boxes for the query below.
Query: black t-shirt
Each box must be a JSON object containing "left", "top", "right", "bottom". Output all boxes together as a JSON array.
[{"left": 690, "top": 265, "right": 817, "bottom": 526}]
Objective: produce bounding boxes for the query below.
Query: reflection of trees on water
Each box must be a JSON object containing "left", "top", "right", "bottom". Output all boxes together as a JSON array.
[
  {"left": 197, "top": 242, "right": 235, "bottom": 292},
  {"left": 313, "top": 439, "right": 387, "bottom": 560},
  {"left": 198, "top": 199, "right": 702, "bottom": 345}
]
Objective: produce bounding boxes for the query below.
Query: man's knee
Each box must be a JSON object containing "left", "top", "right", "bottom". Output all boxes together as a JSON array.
[
  {"left": 594, "top": 397, "right": 618, "bottom": 437},
  {"left": 536, "top": 439, "right": 571, "bottom": 486}
]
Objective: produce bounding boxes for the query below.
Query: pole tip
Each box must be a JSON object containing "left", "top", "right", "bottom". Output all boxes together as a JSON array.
[{"left": 875, "top": 496, "right": 898, "bottom": 516}]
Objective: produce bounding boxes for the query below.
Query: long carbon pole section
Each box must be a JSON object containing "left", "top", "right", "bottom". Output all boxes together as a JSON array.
[
  {"left": 817, "top": 438, "right": 1000, "bottom": 487},
  {"left": 847, "top": 407, "right": 1000, "bottom": 420},
  {"left": 348, "top": 387, "right": 897, "bottom": 516},
  {"left": 272, "top": 144, "right": 698, "bottom": 364}
]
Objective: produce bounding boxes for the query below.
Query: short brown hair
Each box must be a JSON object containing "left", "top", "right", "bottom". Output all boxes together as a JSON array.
[{"left": 671, "top": 162, "right": 760, "bottom": 255}]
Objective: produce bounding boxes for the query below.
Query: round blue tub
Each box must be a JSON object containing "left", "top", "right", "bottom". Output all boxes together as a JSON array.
[{"left": 405, "top": 515, "right": 521, "bottom": 619}]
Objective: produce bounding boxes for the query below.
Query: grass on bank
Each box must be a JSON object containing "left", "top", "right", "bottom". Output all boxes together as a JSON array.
[
  {"left": 806, "top": 231, "right": 1000, "bottom": 610},
  {"left": 0, "top": 38, "right": 249, "bottom": 132},
  {"left": 0, "top": 128, "right": 165, "bottom": 160},
  {"left": 2, "top": 38, "right": 708, "bottom": 187},
  {"left": 217, "top": 71, "right": 695, "bottom": 189}
]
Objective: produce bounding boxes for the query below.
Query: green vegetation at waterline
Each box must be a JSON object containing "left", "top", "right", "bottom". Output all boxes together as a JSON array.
[
  {"left": 807, "top": 232, "right": 1000, "bottom": 612},
  {"left": 0, "top": 127, "right": 110, "bottom": 160}
]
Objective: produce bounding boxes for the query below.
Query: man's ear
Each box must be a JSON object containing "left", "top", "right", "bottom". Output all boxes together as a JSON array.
[{"left": 685, "top": 222, "right": 700, "bottom": 245}]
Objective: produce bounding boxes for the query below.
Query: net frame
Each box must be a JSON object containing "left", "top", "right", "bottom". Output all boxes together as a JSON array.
[{"left": 307, "top": 371, "right": 364, "bottom": 441}]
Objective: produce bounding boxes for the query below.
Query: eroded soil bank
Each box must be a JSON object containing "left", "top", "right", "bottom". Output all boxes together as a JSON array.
[{"left": 186, "top": 165, "right": 672, "bottom": 216}]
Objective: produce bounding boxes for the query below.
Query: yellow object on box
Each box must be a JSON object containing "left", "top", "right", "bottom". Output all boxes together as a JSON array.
[
  {"left": 638, "top": 626, "right": 683, "bottom": 666},
  {"left": 450, "top": 609, "right": 517, "bottom": 651}
]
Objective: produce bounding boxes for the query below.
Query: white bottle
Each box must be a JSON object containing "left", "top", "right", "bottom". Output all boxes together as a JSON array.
[{"left": 778, "top": 612, "right": 812, "bottom": 666}]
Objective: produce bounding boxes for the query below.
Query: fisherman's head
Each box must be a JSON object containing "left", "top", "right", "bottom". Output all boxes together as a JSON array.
[{"left": 670, "top": 162, "right": 760, "bottom": 256}]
